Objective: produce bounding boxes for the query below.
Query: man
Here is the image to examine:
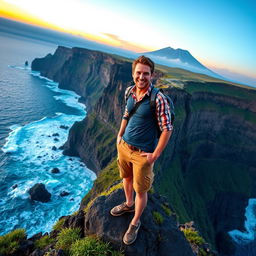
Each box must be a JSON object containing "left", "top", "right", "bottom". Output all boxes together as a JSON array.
[{"left": 110, "top": 55, "right": 173, "bottom": 245}]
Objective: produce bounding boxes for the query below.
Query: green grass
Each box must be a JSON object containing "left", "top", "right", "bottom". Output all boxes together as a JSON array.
[
  {"left": 152, "top": 211, "right": 164, "bottom": 225},
  {"left": 81, "top": 159, "right": 121, "bottom": 208},
  {"left": 182, "top": 228, "right": 205, "bottom": 246},
  {"left": 55, "top": 228, "right": 81, "bottom": 252},
  {"left": 35, "top": 235, "right": 54, "bottom": 249},
  {"left": 155, "top": 155, "right": 191, "bottom": 223},
  {"left": 161, "top": 204, "right": 172, "bottom": 216},
  {"left": 53, "top": 218, "right": 65, "bottom": 231},
  {"left": 0, "top": 229, "right": 26, "bottom": 255},
  {"left": 190, "top": 99, "right": 256, "bottom": 125},
  {"left": 184, "top": 81, "right": 256, "bottom": 100},
  {"left": 70, "top": 236, "right": 124, "bottom": 256},
  {"left": 84, "top": 182, "right": 123, "bottom": 214}
]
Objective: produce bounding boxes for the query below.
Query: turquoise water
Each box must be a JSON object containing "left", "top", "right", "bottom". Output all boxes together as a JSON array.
[{"left": 0, "top": 32, "right": 96, "bottom": 237}]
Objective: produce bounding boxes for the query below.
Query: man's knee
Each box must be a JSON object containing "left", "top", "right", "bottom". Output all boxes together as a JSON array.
[
  {"left": 136, "top": 191, "right": 147, "bottom": 198},
  {"left": 123, "top": 176, "right": 133, "bottom": 182}
]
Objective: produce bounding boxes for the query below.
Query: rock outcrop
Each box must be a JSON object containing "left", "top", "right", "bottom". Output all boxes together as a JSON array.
[
  {"left": 2, "top": 186, "right": 200, "bottom": 256},
  {"left": 32, "top": 46, "right": 132, "bottom": 111},
  {"left": 82, "top": 188, "right": 194, "bottom": 256},
  {"left": 28, "top": 183, "right": 51, "bottom": 203}
]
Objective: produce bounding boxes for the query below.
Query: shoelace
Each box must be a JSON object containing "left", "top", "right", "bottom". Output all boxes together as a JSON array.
[{"left": 128, "top": 223, "right": 140, "bottom": 234}]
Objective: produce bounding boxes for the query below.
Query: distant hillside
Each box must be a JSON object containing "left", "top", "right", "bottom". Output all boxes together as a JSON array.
[{"left": 143, "top": 46, "right": 224, "bottom": 80}]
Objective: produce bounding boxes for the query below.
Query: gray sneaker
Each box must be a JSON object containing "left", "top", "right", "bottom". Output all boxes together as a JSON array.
[
  {"left": 110, "top": 202, "right": 135, "bottom": 216},
  {"left": 123, "top": 220, "right": 141, "bottom": 245}
]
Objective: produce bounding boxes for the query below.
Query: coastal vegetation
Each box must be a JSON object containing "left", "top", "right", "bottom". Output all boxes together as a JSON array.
[
  {"left": 70, "top": 236, "right": 124, "bottom": 256},
  {"left": 0, "top": 229, "right": 26, "bottom": 255}
]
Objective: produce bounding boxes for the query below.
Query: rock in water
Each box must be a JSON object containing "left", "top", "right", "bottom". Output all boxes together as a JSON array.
[
  {"left": 60, "top": 191, "right": 70, "bottom": 197},
  {"left": 51, "top": 167, "right": 60, "bottom": 173},
  {"left": 28, "top": 183, "right": 51, "bottom": 202},
  {"left": 60, "top": 125, "right": 69, "bottom": 130},
  {"left": 52, "top": 146, "right": 57, "bottom": 151},
  {"left": 12, "top": 184, "right": 18, "bottom": 189}
]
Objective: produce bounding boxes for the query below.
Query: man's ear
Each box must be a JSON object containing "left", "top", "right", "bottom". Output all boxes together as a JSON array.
[{"left": 151, "top": 72, "right": 156, "bottom": 80}]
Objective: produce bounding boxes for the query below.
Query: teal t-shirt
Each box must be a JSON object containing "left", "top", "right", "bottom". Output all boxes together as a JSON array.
[{"left": 123, "top": 94, "right": 158, "bottom": 153}]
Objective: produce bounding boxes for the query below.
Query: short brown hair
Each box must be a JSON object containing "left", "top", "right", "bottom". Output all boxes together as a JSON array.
[{"left": 132, "top": 55, "right": 155, "bottom": 74}]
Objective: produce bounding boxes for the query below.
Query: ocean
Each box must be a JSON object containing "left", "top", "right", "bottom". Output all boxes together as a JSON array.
[{"left": 0, "top": 32, "right": 96, "bottom": 237}]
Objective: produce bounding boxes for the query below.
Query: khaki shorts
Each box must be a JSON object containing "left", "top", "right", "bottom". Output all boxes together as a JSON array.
[{"left": 117, "top": 139, "right": 154, "bottom": 193}]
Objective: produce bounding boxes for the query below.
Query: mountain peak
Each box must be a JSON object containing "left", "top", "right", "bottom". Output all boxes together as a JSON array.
[{"left": 142, "top": 46, "right": 222, "bottom": 79}]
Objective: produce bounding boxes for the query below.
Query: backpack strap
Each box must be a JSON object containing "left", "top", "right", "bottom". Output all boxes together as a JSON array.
[
  {"left": 150, "top": 87, "right": 175, "bottom": 136},
  {"left": 126, "top": 100, "right": 144, "bottom": 122},
  {"left": 150, "top": 87, "right": 159, "bottom": 113},
  {"left": 124, "top": 86, "right": 134, "bottom": 104},
  {"left": 150, "top": 87, "right": 161, "bottom": 136},
  {"left": 125, "top": 85, "right": 146, "bottom": 123}
]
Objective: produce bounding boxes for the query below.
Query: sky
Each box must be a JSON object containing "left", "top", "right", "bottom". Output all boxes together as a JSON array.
[{"left": 0, "top": 0, "right": 256, "bottom": 85}]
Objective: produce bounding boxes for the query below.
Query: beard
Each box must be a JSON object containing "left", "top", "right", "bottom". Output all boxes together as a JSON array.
[{"left": 135, "top": 79, "right": 150, "bottom": 89}]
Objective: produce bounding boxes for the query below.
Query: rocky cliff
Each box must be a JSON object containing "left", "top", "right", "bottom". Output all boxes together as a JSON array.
[
  {"left": 2, "top": 183, "right": 207, "bottom": 256},
  {"left": 31, "top": 46, "right": 256, "bottom": 255},
  {"left": 32, "top": 46, "right": 131, "bottom": 111}
]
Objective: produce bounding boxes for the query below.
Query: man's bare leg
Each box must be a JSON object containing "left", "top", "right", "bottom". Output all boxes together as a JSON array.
[
  {"left": 123, "top": 176, "right": 134, "bottom": 207},
  {"left": 131, "top": 191, "right": 147, "bottom": 225}
]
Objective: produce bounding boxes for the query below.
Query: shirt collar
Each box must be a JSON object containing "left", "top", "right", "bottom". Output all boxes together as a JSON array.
[{"left": 131, "top": 83, "right": 153, "bottom": 97}]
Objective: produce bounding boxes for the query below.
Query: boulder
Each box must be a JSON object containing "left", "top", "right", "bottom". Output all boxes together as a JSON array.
[
  {"left": 83, "top": 188, "right": 194, "bottom": 256},
  {"left": 12, "top": 184, "right": 18, "bottom": 189},
  {"left": 51, "top": 168, "right": 60, "bottom": 173},
  {"left": 62, "top": 210, "right": 85, "bottom": 230},
  {"left": 60, "top": 125, "right": 69, "bottom": 130},
  {"left": 28, "top": 183, "right": 51, "bottom": 203},
  {"left": 60, "top": 191, "right": 69, "bottom": 197}
]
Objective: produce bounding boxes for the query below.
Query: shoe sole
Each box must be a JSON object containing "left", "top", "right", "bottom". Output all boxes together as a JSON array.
[
  {"left": 110, "top": 209, "right": 135, "bottom": 217},
  {"left": 123, "top": 221, "right": 141, "bottom": 245}
]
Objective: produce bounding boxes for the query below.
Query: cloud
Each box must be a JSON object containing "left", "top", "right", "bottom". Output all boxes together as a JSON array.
[
  {"left": 102, "top": 33, "right": 147, "bottom": 52},
  {"left": 211, "top": 67, "right": 256, "bottom": 87}
]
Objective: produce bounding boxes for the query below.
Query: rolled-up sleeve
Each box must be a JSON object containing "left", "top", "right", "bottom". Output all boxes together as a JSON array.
[
  {"left": 123, "top": 105, "right": 129, "bottom": 120},
  {"left": 156, "top": 92, "right": 173, "bottom": 131}
]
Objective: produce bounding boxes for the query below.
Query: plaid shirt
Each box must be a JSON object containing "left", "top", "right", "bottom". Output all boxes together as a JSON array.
[{"left": 123, "top": 85, "right": 173, "bottom": 131}]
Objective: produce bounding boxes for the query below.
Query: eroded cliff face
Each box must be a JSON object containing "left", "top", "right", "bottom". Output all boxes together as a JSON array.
[
  {"left": 32, "top": 47, "right": 256, "bottom": 255},
  {"left": 32, "top": 46, "right": 128, "bottom": 110}
]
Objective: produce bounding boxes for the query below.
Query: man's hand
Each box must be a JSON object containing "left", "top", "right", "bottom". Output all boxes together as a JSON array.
[
  {"left": 117, "top": 135, "right": 122, "bottom": 144},
  {"left": 140, "top": 152, "right": 159, "bottom": 165},
  {"left": 141, "top": 130, "right": 172, "bottom": 164}
]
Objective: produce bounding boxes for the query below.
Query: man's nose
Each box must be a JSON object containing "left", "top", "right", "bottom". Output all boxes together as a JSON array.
[{"left": 139, "top": 73, "right": 144, "bottom": 79}]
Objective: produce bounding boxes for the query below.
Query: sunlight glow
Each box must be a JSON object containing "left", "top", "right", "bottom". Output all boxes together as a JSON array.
[{"left": 1, "top": 0, "right": 167, "bottom": 51}]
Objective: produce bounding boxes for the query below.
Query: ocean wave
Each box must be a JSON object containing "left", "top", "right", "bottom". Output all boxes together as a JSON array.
[
  {"left": 0, "top": 66, "right": 95, "bottom": 237},
  {"left": 229, "top": 198, "right": 256, "bottom": 244}
]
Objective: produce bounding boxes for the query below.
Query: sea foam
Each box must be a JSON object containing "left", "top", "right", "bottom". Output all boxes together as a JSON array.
[
  {"left": 0, "top": 68, "right": 96, "bottom": 237},
  {"left": 229, "top": 199, "right": 256, "bottom": 244}
]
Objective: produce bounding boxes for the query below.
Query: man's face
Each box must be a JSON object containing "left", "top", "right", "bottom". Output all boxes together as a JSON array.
[{"left": 132, "top": 63, "right": 153, "bottom": 90}]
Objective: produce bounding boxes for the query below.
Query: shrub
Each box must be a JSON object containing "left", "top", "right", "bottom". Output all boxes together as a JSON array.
[
  {"left": 152, "top": 211, "right": 164, "bottom": 225},
  {"left": 84, "top": 183, "right": 123, "bottom": 214},
  {"left": 183, "top": 228, "right": 205, "bottom": 246},
  {"left": 0, "top": 228, "right": 26, "bottom": 254},
  {"left": 148, "top": 187, "right": 155, "bottom": 194},
  {"left": 53, "top": 218, "right": 65, "bottom": 231},
  {"left": 55, "top": 228, "right": 81, "bottom": 252},
  {"left": 161, "top": 204, "right": 172, "bottom": 216},
  {"left": 35, "top": 235, "right": 54, "bottom": 249},
  {"left": 70, "top": 236, "right": 124, "bottom": 256}
]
